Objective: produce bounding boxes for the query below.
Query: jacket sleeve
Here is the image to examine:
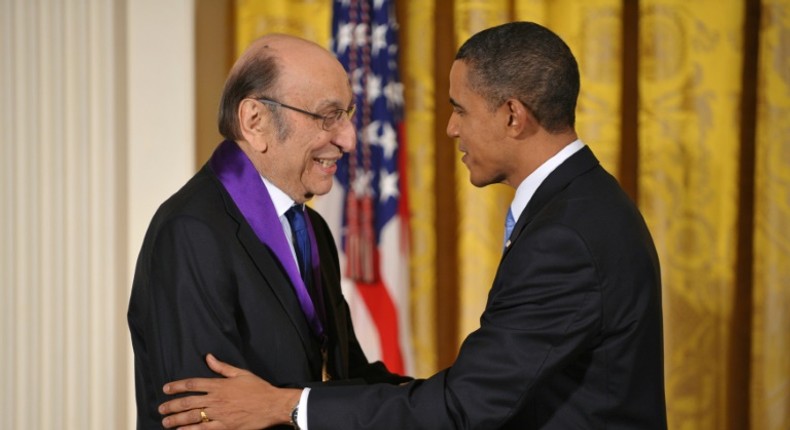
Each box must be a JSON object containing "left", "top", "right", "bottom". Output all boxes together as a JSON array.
[
  {"left": 129, "top": 214, "right": 250, "bottom": 422},
  {"left": 306, "top": 222, "right": 601, "bottom": 430}
]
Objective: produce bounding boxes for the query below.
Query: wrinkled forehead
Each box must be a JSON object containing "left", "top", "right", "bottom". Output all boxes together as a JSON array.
[
  {"left": 239, "top": 35, "right": 352, "bottom": 107},
  {"left": 280, "top": 49, "right": 353, "bottom": 104}
]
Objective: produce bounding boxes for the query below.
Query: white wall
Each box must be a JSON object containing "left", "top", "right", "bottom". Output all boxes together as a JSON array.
[
  {"left": 0, "top": 0, "right": 195, "bottom": 428},
  {"left": 128, "top": 0, "right": 196, "bottom": 266}
]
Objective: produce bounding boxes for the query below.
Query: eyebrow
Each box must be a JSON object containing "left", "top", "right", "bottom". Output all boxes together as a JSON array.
[{"left": 316, "top": 98, "right": 354, "bottom": 111}]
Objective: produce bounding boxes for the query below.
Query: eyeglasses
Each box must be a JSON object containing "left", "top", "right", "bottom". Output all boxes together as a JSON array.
[{"left": 257, "top": 97, "right": 356, "bottom": 131}]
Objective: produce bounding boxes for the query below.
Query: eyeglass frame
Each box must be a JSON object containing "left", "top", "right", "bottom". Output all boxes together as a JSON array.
[{"left": 256, "top": 97, "right": 356, "bottom": 131}]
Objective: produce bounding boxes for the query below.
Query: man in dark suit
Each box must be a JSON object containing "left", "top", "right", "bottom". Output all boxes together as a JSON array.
[
  {"left": 127, "top": 34, "right": 408, "bottom": 429},
  {"left": 158, "top": 21, "right": 667, "bottom": 429}
]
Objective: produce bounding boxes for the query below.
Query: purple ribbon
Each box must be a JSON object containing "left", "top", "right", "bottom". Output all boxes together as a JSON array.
[{"left": 209, "top": 140, "right": 325, "bottom": 340}]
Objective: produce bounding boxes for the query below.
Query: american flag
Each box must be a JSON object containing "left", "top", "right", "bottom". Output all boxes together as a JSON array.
[{"left": 312, "top": 0, "right": 411, "bottom": 375}]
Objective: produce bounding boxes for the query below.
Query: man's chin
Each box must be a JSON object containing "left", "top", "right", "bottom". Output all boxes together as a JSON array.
[
  {"left": 309, "top": 178, "right": 337, "bottom": 197},
  {"left": 469, "top": 175, "right": 487, "bottom": 188}
]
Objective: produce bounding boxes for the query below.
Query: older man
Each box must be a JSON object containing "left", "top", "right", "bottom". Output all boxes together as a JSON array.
[{"left": 127, "top": 34, "right": 408, "bottom": 429}]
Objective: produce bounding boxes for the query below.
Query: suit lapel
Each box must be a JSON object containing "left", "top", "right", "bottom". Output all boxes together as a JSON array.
[
  {"left": 307, "top": 208, "right": 351, "bottom": 379},
  {"left": 505, "top": 146, "right": 600, "bottom": 254},
  {"left": 208, "top": 166, "right": 323, "bottom": 372}
]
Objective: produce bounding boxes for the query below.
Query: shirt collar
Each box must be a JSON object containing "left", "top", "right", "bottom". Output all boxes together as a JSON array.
[
  {"left": 261, "top": 176, "right": 296, "bottom": 218},
  {"left": 510, "top": 139, "right": 586, "bottom": 221}
]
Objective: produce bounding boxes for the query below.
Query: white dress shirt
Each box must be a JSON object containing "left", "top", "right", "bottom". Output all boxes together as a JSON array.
[
  {"left": 509, "top": 139, "right": 585, "bottom": 222},
  {"left": 261, "top": 176, "right": 312, "bottom": 429}
]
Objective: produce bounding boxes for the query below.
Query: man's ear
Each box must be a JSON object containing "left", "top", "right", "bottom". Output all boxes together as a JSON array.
[
  {"left": 238, "top": 98, "right": 268, "bottom": 152},
  {"left": 505, "top": 98, "right": 538, "bottom": 138}
]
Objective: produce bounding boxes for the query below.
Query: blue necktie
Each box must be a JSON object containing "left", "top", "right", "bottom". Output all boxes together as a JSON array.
[
  {"left": 286, "top": 205, "right": 330, "bottom": 380},
  {"left": 503, "top": 208, "right": 516, "bottom": 250},
  {"left": 286, "top": 205, "right": 312, "bottom": 287}
]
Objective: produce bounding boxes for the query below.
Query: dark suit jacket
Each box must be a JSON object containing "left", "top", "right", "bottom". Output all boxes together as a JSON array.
[
  {"left": 128, "top": 162, "right": 406, "bottom": 429},
  {"left": 308, "top": 146, "right": 667, "bottom": 429}
]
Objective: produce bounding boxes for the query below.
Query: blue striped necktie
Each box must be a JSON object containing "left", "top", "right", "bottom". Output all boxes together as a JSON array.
[
  {"left": 286, "top": 204, "right": 331, "bottom": 380},
  {"left": 286, "top": 205, "right": 312, "bottom": 287},
  {"left": 503, "top": 208, "right": 516, "bottom": 251}
]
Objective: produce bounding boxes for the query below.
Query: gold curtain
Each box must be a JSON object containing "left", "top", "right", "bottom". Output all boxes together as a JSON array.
[
  {"left": 452, "top": 0, "right": 515, "bottom": 345},
  {"left": 226, "top": 1, "right": 789, "bottom": 428},
  {"left": 398, "top": 0, "right": 440, "bottom": 378},
  {"left": 234, "top": 0, "right": 331, "bottom": 55},
  {"left": 515, "top": 0, "right": 623, "bottom": 174},
  {"left": 639, "top": 1, "right": 744, "bottom": 428},
  {"left": 753, "top": 2, "right": 790, "bottom": 429}
]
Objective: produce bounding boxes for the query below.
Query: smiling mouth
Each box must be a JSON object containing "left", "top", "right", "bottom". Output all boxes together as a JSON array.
[{"left": 315, "top": 157, "right": 338, "bottom": 168}]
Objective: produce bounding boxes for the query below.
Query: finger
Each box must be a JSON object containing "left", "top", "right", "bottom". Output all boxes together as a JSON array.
[
  {"left": 205, "top": 353, "right": 251, "bottom": 378},
  {"left": 163, "top": 377, "right": 214, "bottom": 396},
  {"left": 163, "top": 409, "right": 226, "bottom": 430},
  {"left": 161, "top": 408, "right": 205, "bottom": 429},
  {"left": 159, "top": 394, "right": 208, "bottom": 415},
  {"left": 174, "top": 422, "right": 225, "bottom": 430},
  {"left": 173, "top": 420, "right": 226, "bottom": 430}
]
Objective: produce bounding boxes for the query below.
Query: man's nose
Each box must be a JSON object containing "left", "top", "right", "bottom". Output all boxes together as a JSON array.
[{"left": 334, "top": 118, "right": 357, "bottom": 153}]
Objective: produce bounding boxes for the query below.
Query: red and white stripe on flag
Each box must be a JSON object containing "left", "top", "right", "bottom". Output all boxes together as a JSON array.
[{"left": 312, "top": 0, "right": 412, "bottom": 375}]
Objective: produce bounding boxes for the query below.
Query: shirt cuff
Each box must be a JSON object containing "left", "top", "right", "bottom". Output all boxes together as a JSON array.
[{"left": 297, "top": 387, "right": 310, "bottom": 429}]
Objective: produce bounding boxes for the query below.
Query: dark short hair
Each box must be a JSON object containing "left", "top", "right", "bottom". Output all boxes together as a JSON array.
[
  {"left": 456, "top": 21, "right": 579, "bottom": 133},
  {"left": 217, "top": 54, "right": 289, "bottom": 141}
]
